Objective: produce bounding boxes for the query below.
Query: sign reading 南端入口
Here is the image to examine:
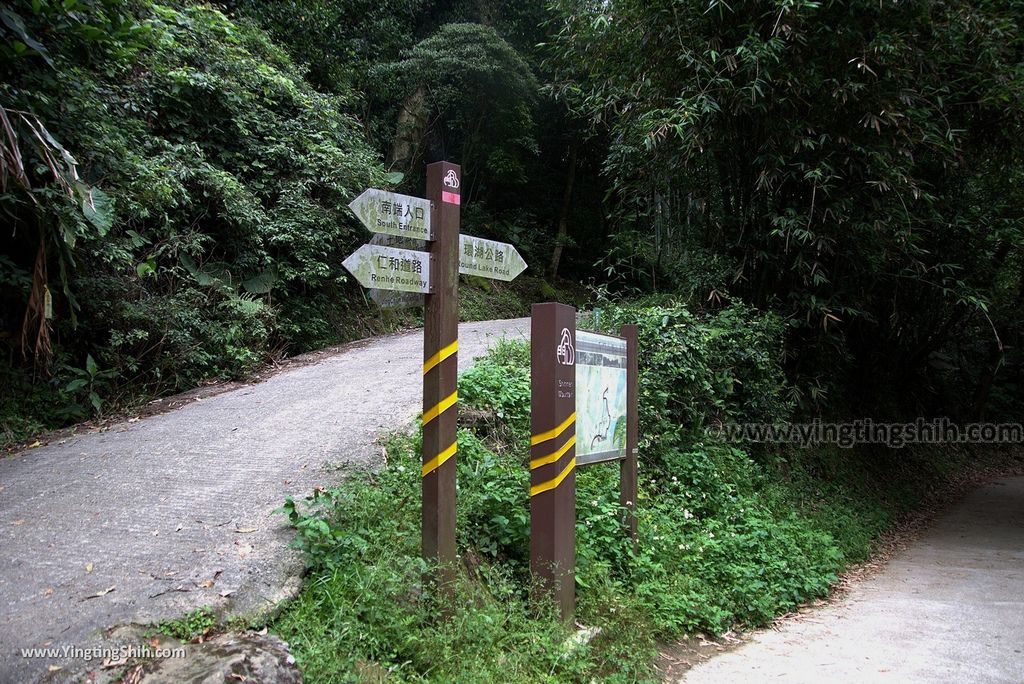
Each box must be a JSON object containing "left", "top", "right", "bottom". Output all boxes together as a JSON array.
[
  {"left": 341, "top": 243, "right": 431, "bottom": 294},
  {"left": 349, "top": 188, "right": 432, "bottom": 241},
  {"left": 458, "top": 235, "right": 527, "bottom": 281},
  {"left": 574, "top": 330, "right": 628, "bottom": 465}
]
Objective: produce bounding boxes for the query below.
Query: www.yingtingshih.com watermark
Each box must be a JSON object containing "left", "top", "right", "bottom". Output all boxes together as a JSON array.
[
  {"left": 20, "top": 643, "right": 186, "bottom": 663},
  {"left": 710, "top": 418, "right": 1024, "bottom": 448}
]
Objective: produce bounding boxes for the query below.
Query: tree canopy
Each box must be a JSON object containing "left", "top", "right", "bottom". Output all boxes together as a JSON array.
[
  {"left": 546, "top": 0, "right": 1024, "bottom": 415},
  {"left": 3, "top": 0, "right": 1024, "bottom": 436}
]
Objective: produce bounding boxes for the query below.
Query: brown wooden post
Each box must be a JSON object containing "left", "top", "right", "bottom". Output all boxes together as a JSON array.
[
  {"left": 620, "top": 324, "right": 639, "bottom": 540},
  {"left": 530, "top": 302, "right": 577, "bottom": 620},
  {"left": 422, "top": 162, "right": 460, "bottom": 579}
]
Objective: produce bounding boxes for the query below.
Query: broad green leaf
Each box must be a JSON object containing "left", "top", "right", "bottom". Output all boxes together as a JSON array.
[
  {"left": 65, "top": 378, "right": 87, "bottom": 392},
  {"left": 242, "top": 268, "right": 277, "bottom": 294},
  {"left": 0, "top": 7, "right": 54, "bottom": 68},
  {"left": 81, "top": 187, "right": 114, "bottom": 236}
]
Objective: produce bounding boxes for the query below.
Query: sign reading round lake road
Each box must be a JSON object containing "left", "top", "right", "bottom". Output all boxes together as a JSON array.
[
  {"left": 459, "top": 235, "right": 527, "bottom": 281},
  {"left": 349, "top": 188, "right": 433, "bottom": 241},
  {"left": 342, "top": 243, "right": 431, "bottom": 294}
]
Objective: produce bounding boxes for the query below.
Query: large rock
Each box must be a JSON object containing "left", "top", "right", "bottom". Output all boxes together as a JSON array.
[{"left": 140, "top": 632, "right": 302, "bottom": 684}]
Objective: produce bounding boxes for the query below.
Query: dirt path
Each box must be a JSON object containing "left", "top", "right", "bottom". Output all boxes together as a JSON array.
[
  {"left": 0, "top": 318, "right": 529, "bottom": 682},
  {"left": 675, "top": 476, "right": 1024, "bottom": 684}
]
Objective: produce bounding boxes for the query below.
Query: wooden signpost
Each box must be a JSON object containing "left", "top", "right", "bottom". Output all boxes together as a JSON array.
[
  {"left": 344, "top": 165, "right": 638, "bottom": 621},
  {"left": 529, "top": 304, "right": 638, "bottom": 620},
  {"left": 342, "top": 162, "right": 528, "bottom": 584},
  {"left": 420, "top": 161, "right": 461, "bottom": 578},
  {"left": 529, "top": 303, "right": 579, "bottom": 619},
  {"left": 621, "top": 324, "right": 639, "bottom": 539}
]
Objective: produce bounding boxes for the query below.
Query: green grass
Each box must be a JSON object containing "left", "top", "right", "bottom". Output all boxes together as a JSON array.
[
  {"left": 266, "top": 335, "right": 1024, "bottom": 683},
  {"left": 458, "top": 275, "right": 586, "bottom": 323}
]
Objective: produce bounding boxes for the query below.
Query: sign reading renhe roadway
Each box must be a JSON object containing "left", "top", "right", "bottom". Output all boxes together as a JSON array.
[{"left": 342, "top": 243, "right": 431, "bottom": 294}]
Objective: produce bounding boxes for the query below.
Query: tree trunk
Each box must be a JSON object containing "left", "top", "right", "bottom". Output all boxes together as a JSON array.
[
  {"left": 547, "top": 144, "right": 578, "bottom": 279},
  {"left": 21, "top": 235, "right": 52, "bottom": 370},
  {"left": 386, "top": 87, "right": 429, "bottom": 173}
]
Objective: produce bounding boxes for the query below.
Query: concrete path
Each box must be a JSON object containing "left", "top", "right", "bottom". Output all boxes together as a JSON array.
[
  {"left": 678, "top": 476, "right": 1024, "bottom": 684},
  {"left": 0, "top": 318, "right": 530, "bottom": 682}
]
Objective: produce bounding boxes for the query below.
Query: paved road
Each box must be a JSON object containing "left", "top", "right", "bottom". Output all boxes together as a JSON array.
[
  {"left": 0, "top": 318, "right": 530, "bottom": 682},
  {"left": 679, "top": 476, "right": 1024, "bottom": 684}
]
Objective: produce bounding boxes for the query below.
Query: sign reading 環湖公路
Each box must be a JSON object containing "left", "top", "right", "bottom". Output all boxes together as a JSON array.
[
  {"left": 574, "top": 331, "right": 628, "bottom": 465},
  {"left": 459, "top": 235, "right": 528, "bottom": 281}
]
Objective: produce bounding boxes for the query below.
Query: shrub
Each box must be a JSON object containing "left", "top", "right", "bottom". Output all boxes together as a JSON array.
[
  {"left": 271, "top": 304, "right": 931, "bottom": 681},
  {"left": 1, "top": 1, "right": 385, "bottom": 431}
]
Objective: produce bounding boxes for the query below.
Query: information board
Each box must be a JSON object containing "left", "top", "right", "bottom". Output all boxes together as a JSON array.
[{"left": 574, "top": 330, "right": 628, "bottom": 465}]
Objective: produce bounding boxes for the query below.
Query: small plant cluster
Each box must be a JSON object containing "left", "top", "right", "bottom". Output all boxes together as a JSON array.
[
  {"left": 271, "top": 300, "right": 981, "bottom": 683},
  {"left": 153, "top": 607, "right": 216, "bottom": 642}
]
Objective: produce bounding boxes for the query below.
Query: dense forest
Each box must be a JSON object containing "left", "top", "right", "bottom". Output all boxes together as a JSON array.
[
  {"left": 2, "top": 0, "right": 1023, "bottom": 435},
  {"left": 3, "top": 2, "right": 1024, "bottom": 681}
]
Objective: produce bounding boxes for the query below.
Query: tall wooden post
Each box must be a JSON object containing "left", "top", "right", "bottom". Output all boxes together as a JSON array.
[
  {"left": 422, "top": 162, "right": 460, "bottom": 579},
  {"left": 530, "top": 302, "right": 577, "bottom": 620},
  {"left": 620, "top": 324, "right": 639, "bottom": 540}
]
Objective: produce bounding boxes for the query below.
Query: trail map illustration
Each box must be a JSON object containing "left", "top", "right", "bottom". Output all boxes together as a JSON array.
[{"left": 575, "top": 331, "right": 628, "bottom": 465}]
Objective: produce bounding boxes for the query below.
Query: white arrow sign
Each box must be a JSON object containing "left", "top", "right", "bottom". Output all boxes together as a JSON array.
[
  {"left": 349, "top": 188, "right": 432, "bottom": 241},
  {"left": 342, "top": 243, "right": 431, "bottom": 294},
  {"left": 458, "top": 235, "right": 528, "bottom": 281},
  {"left": 368, "top": 234, "right": 426, "bottom": 308}
]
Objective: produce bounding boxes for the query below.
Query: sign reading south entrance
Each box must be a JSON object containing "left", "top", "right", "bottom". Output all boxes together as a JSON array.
[
  {"left": 349, "top": 188, "right": 432, "bottom": 241},
  {"left": 575, "top": 331, "right": 628, "bottom": 465}
]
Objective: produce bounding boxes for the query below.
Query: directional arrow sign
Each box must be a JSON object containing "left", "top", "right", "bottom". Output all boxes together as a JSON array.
[
  {"left": 349, "top": 188, "right": 432, "bottom": 241},
  {"left": 368, "top": 235, "right": 426, "bottom": 308},
  {"left": 342, "top": 243, "right": 431, "bottom": 294},
  {"left": 458, "top": 235, "right": 528, "bottom": 281}
]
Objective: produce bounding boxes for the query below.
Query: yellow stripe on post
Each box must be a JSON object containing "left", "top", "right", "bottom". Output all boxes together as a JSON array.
[
  {"left": 423, "top": 339, "right": 458, "bottom": 375},
  {"left": 421, "top": 441, "right": 457, "bottom": 478},
  {"left": 530, "top": 435, "right": 576, "bottom": 470},
  {"left": 422, "top": 391, "right": 458, "bottom": 426},
  {"left": 530, "top": 457, "right": 576, "bottom": 497},
  {"left": 530, "top": 412, "right": 576, "bottom": 446}
]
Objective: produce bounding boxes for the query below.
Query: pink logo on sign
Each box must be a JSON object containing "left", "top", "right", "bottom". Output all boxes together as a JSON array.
[{"left": 442, "top": 191, "right": 460, "bottom": 205}]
